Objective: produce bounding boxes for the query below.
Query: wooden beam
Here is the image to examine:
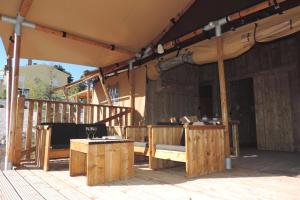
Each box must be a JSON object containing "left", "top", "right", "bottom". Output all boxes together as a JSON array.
[
  {"left": 129, "top": 68, "right": 135, "bottom": 126},
  {"left": 98, "top": 73, "right": 113, "bottom": 106},
  {"left": 19, "top": 0, "right": 34, "bottom": 17},
  {"left": 8, "top": 34, "right": 22, "bottom": 165},
  {"left": 216, "top": 36, "right": 230, "bottom": 157},
  {"left": 162, "top": 0, "right": 288, "bottom": 51},
  {"left": 52, "top": 73, "right": 99, "bottom": 92},
  {"left": 34, "top": 24, "right": 134, "bottom": 55}
]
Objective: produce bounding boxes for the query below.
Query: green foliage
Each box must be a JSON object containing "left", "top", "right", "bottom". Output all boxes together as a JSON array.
[
  {"left": 0, "top": 88, "right": 6, "bottom": 99},
  {"left": 29, "top": 77, "right": 64, "bottom": 100}
]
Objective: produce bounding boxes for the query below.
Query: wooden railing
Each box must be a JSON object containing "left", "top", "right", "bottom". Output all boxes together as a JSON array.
[{"left": 12, "top": 95, "right": 132, "bottom": 165}]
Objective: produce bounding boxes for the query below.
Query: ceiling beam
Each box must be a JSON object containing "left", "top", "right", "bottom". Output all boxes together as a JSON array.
[
  {"left": 1, "top": 15, "right": 136, "bottom": 56},
  {"left": 19, "top": 0, "right": 34, "bottom": 17},
  {"left": 34, "top": 24, "right": 135, "bottom": 55}
]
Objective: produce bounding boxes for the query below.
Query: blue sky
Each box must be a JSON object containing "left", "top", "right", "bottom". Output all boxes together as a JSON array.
[{"left": 0, "top": 38, "right": 96, "bottom": 80}]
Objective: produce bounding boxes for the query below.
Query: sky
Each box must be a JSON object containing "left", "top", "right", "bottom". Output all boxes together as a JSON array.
[{"left": 0, "top": 38, "right": 96, "bottom": 80}]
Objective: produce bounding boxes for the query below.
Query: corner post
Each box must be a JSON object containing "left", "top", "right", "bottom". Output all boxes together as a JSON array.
[
  {"left": 215, "top": 23, "right": 231, "bottom": 169},
  {"left": 129, "top": 60, "right": 135, "bottom": 126},
  {"left": 7, "top": 14, "right": 24, "bottom": 169},
  {"left": 4, "top": 53, "right": 13, "bottom": 170}
]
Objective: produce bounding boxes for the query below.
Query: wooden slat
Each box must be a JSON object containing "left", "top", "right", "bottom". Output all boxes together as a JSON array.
[
  {"left": 83, "top": 106, "right": 88, "bottom": 123},
  {"left": 17, "top": 170, "right": 68, "bottom": 199},
  {"left": 0, "top": 171, "right": 21, "bottom": 200},
  {"left": 87, "top": 144, "right": 105, "bottom": 185},
  {"left": 4, "top": 170, "right": 44, "bottom": 200},
  {"left": 103, "top": 106, "right": 107, "bottom": 125},
  {"left": 14, "top": 95, "right": 25, "bottom": 165},
  {"left": 53, "top": 103, "right": 60, "bottom": 123},
  {"left": 90, "top": 105, "right": 94, "bottom": 123},
  {"left": 25, "top": 101, "right": 34, "bottom": 160},
  {"left": 69, "top": 104, "right": 75, "bottom": 123},
  {"left": 36, "top": 102, "right": 43, "bottom": 125},
  {"left": 62, "top": 103, "right": 67, "bottom": 123},
  {"left": 76, "top": 105, "right": 82, "bottom": 124},
  {"left": 108, "top": 108, "right": 112, "bottom": 126},
  {"left": 97, "top": 106, "right": 101, "bottom": 122},
  {"left": 45, "top": 102, "right": 52, "bottom": 123}
]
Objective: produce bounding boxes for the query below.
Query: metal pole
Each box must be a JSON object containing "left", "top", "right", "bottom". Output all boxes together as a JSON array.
[
  {"left": 4, "top": 57, "right": 12, "bottom": 170},
  {"left": 7, "top": 15, "right": 23, "bottom": 168}
]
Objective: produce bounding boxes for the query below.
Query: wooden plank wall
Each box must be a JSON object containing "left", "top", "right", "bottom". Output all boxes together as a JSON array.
[
  {"left": 145, "top": 64, "right": 200, "bottom": 124},
  {"left": 147, "top": 32, "right": 300, "bottom": 152},
  {"left": 254, "top": 72, "right": 294, "bottom": 151}
]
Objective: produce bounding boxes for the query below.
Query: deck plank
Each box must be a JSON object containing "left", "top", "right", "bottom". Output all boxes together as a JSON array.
[
  {"left": 29, "top": 169, "right": 90, "bottom": 200},
  {"left": 0, "top": 171, "right": 21, "bottom": 200},
  {"left": 2, "top": 149, "right": 300, "bottom": 200},
  {"left": 17, "top": 170, "right": 68, "bottom": 200},
  {"left": 3, "top": 170, "right": 44, "bottom": 200}
]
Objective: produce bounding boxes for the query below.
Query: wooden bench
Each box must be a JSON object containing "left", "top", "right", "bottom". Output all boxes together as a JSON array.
[
  {"left": 149, "top": 125, "right": 225, "bottom": 178},
  {"left": 125, "top": 126, "right": 149, "bottom": 157},
  {"left": 36, "top": 123, "right": 108, "bottom": 171}
]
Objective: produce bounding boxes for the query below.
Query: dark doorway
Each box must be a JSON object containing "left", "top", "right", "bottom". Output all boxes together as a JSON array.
[
  {"left": 199, "top": 84, "right": 213, "bottom": 118},
  {"left": 230, "top": 78, "right": 257, "bottom": 148}
]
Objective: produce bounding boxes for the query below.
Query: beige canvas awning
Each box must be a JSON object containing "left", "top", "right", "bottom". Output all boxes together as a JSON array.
[{"left": 0, "top": 0, "right": 193, "bottom": 67}]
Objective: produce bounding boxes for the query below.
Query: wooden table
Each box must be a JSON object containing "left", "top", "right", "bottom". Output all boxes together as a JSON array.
[{"left": 69, "top": 139, "right": 134, "bottom": 186}]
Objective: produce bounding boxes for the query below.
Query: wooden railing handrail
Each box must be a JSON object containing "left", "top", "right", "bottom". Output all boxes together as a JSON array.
[
  {"left": 25, "top": 98, "right": 132, "bottom": 110},
  {"left": 99, "top": 110, "right": 130, "bottom": 124}
]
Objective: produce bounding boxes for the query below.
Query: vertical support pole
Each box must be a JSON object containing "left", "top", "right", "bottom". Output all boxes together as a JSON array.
[
  {"left": 4, "top": 53, "right": 13, "bottom": 170},
  {"left": 129, "top": 61, "right": 135, "bottom": 126},
  {"left": 8, "top": 15, "right": 23, "bottom": 168},
  {"left": 87, "top": 83, "right": 91, "bottom": 123},
  {"left": 216, "top": 25, "right": 231, "bottom": 166},
  {"left": 13, "top": 95, "right": 25, "bottom": 165}
]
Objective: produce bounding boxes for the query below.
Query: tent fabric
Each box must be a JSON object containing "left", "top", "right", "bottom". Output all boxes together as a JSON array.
[
  {"left": 0, "top": 0, "right": 192, "bottom": 67},
  {"left": 146, "top": 6, "right": 300, "bottom": 80}
]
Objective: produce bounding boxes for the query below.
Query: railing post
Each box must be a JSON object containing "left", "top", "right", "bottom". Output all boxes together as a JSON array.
[
  {"left": 25, "top": 100, "right": 34, "bottom": 159},
  {"left": 13, "top": 95, "right": 25, "bottom": 165}
]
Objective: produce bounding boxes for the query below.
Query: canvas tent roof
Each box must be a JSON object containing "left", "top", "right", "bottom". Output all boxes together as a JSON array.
[
  {"left": 0, "top": 0, "right": 193, "bottom": 67},
  {"left": 2, "top": 0, "right": 298, "bottom": 70}
]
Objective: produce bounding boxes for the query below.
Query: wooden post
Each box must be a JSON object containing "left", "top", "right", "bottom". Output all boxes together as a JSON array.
[
  {"left": 8, "top": 33, "right": 22, "bottom": 167},
  {"left": 129, "top": 64, "right": 135, "bottom": 126},
  {"left": 4, "top": 55, "right": 13, "bottom": 170},
  {"left": 87, "top": 83, "right": 91, "bottom": 123},
  {"left": 13, "top": 95, "right": 25, "bottom": 165},
  {"left": 98, "top": 73, "right": 113, "bottom": 106},
  {"left": 25, "top": 100, "right": 34, "bottom": 159},
  {"left": 216, "top": 36, "right": 230, "bottom": 157}
]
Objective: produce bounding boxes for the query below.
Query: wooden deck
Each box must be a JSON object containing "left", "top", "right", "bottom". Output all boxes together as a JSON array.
[{"left": 1, "top": 149, "right": 300, "bottom": 200}]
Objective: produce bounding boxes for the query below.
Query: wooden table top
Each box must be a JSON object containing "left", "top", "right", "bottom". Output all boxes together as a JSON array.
[{"left": 70, "top": 138, "right": 134, "bottom": 145}]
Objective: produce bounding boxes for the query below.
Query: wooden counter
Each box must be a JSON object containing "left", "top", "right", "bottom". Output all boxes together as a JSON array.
[{"left": 70, "top": 139, "right": 134, "bottom": 186}]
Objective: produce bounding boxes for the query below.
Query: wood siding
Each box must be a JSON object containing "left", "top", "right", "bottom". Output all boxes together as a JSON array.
[
  {"left": 254, "top": 72, "right": 294, "bottom": 151},
  {"left": 146, "top": 32, "right": 300, "bottom": 152}
]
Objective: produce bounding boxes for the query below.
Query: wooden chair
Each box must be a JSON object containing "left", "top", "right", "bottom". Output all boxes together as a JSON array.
[
  {"left": 125, "top": 126, "right": 149, "bottom": 157},
  {"left": 149, "top": 125, "right": 225, "bottom": 178},
  {"left": 36, "top": 123, "right": 108, "bottom": 171}
]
